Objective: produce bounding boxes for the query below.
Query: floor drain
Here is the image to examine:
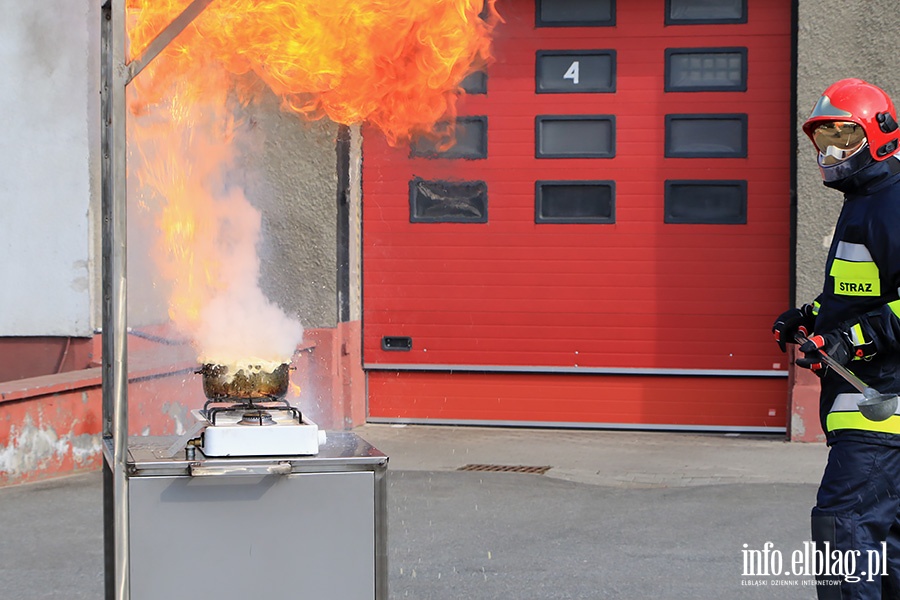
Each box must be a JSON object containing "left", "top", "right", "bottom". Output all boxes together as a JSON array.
[{"left": 457, "top": 464, "right": 551, "bottom": 475}]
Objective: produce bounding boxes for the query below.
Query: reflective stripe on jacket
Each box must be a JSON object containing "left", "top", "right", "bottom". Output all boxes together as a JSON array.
[{"left": 827, "top": 393, "right": 900, "bottom": 434}]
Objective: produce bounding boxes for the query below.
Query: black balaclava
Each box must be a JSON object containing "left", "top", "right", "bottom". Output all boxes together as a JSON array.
[{"left": 823, "top": 147, "right": 900, "bottom": 195}]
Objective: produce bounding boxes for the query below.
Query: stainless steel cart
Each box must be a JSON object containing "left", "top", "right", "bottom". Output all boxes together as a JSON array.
[{"left": 103, "top": 433, "right": 387, "bottom": 599}]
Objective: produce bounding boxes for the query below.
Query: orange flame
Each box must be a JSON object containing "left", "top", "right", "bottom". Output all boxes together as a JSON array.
[
  {"left": 128, "top": 0, "right": 499, "bottom": 145},
  {"left": 126, "top": 0, "right": 498, "bottom": 364},
  {"left": 289, "top": 379, "right": 303, "bottom": 400}
]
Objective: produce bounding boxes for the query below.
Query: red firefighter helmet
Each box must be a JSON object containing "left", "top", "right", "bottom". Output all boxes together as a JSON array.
[{"left": 802, "top": 78, "right": 900, "bottom": 162}]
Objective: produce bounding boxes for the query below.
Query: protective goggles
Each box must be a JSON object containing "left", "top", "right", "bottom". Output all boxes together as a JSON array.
[{"left": 812, "top": 121, "right": 867, "bottom": 165}]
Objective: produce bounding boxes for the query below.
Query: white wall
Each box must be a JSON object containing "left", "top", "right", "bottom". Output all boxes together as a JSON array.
[{"left": 0, "top": 1, "right": 97, "bottom": 337}]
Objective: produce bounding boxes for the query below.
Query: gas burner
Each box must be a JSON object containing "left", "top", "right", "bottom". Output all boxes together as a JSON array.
[
  {"left": 191, "top": 403, "right": 325, "bottom": 457},
  {"left": 237, "top": 409, "right": 275, "bottom": 426},
  {"left": 203, "top": 399, "right": 301, "bottom": 426}
]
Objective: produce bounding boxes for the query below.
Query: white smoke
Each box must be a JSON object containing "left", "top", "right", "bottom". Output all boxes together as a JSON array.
[{"left": 191, "top": 186, "right": 304, "bottom": 366}]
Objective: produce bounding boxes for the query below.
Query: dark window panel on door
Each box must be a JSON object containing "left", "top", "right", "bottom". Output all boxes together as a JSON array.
[
  {"left": 535, "top": 181, "right": 616, "bottom": 223},
  {"left": 535, "top": 0, "right": 615, "bottom": 27},
  {"left": 665, "top": 0, "right": 746, "bottom": 24},
  {"left": 460, "top": 70, "right": 488, "bottom": 95},
  {"left": 665, "top": 114, "right": 748, "bottom": 158},
  {"left": 409, "top": 178, "right": 488, "bottom": 223},
  {"left": 410, "top": 117, "right": 488, "bottom": 160},
  {"left": 664, "top": 180, "right": 747, "bottom": 224},
  {"left": 535, "top": 115, "right": 616, "bottom": 158},
  {"left": 665, "top": 48, "right": 747, "bottom": 92},
  {"left": 536, "top": 50, "right": 616, "bottom": 94}
]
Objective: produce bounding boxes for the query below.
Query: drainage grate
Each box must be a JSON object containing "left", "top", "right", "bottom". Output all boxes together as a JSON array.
[{"left": 457, "top": 464, "right": 552, "bottom": 475}]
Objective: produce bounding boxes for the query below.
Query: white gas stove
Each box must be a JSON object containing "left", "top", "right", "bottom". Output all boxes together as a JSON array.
[{"left": 193, "top": 401, "right": 326, "bottom": 457}]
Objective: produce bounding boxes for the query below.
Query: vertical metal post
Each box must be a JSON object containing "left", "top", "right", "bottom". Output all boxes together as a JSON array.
[
  {"left": 336, "top": 124, "right": 351, "bottom": 323},
  {"left": 100, "top": 0, "right": 130, "bottom": 597},
  {"left": 100, "top": 2, "right": 216, "bottom": 596},
  {"left": 374, "top": 462, "right": 389, "bottom": 599}
]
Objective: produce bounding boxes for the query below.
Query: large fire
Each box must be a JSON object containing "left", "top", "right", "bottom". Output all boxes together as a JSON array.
[{"left": 125, "top": 0, "right": 499, "bottom": 368}]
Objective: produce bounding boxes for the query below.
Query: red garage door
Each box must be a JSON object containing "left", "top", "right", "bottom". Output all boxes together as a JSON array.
[{"left": 362, "top": 0, "right": 792, "bottom": 431}]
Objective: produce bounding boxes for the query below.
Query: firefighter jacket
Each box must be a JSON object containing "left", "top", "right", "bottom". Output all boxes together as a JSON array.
[{"left": 814, "top": 155, "right": 900, "bottom": 445}]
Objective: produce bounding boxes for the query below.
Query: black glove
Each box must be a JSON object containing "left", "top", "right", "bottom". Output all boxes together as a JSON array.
[
  {"left": 772, "top": 304, "right": 816, "bottom": 353},
  {"left": 796, "top": 332, "right": 853, "bottom": 373}
]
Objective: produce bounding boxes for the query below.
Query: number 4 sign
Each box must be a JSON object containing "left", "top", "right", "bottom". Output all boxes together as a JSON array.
[
  {"left": 563, "top": 61, "right": 580, "bottom": 85},
  {"left": 536, "top": 50, "right": 615, "bottom": 93}
]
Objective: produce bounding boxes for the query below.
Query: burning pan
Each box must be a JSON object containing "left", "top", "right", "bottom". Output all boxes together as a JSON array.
[{"left": 198, "top": 362, "right": 290, "bottom": 401}]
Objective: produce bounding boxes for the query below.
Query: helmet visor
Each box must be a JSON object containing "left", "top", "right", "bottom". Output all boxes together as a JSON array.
[{"left": 812, "top": 121, "right": 867, "bottom": 165}]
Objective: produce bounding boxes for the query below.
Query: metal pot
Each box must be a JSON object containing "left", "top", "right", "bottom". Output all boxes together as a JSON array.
[{"left": 198, "top": 362, "right": 291, "bottom": 401}]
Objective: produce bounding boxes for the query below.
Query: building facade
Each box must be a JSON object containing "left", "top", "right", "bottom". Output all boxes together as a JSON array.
[{"left": 3, "top": 1, "right": 900, "bottom": 464}]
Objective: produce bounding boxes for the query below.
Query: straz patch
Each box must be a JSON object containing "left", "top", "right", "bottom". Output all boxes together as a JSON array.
[
  {"left": 830, "top": 242, "right": 880, "bottom": 297},
  {"left": 835, "top": 280, "right": 878, "bottom": 296}
]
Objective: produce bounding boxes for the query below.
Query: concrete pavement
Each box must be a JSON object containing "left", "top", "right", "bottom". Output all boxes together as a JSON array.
[
  {"left": 0, "top": 425, "right": 831, "bottom": 599},
  {"left": 355, "top": 424, "right": 827, "bottom": 487}
]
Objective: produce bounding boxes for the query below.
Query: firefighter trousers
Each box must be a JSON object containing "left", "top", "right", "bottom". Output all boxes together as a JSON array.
[{"left": 812, "top": 439, "right": 900, "bottom": 599}]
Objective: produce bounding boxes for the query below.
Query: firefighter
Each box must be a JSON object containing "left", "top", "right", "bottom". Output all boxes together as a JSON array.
[{"left": 773, "top": 78, "right": 900, "bottom": 598}]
